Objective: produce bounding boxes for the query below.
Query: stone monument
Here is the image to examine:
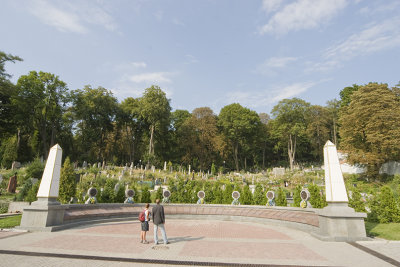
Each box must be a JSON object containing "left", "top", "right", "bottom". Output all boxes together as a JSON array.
[
  {"left": 312, "top": 140, "right": 367, "bottom": 241},
  {"left": 7, "top": 175, "right": 17, "bottom": 193},
  {"left": 197, "top": 190, "right": 205, "bottom": 204},
  {"left": 20, "top": 144, "right": 67, "bottom": 231}
]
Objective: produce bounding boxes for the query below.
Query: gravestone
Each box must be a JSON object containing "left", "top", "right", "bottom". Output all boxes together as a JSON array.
[
  {"left": 231, "top": 191, "right": 240, "bottom": 205},
  {"left": 197, "top": 191, "right": 205, "bottom": 204},
  {"left": 0, "top": 174, "right": 3, "bottom": 184},
  {"left": 11, "top": 161, "right": 21, "bottom": 170},
  {"left": 85, "top": 187, "right": 98, "bottom": 204},
  {"left": 300, "top": 189, "right": 311, "bottom": 208},
  {"left": 7, "top": 175, "right": 17, "bottom": 193},
  {"left": 162, "top": 190, "right": 171, "bottom": 203},
  {"left": 272, "top": 167, "right": 285, "bottom": 176},
  {"left": 124, "top": 189, "right": 135, "bottom": 204},
  {"left": 266, "top": 191, "right": 275, "bottom": 206},
  {"left": 249, "top": 184, "right": 256, "bottom": 194},
  {"left": 164, "top": 161, "right": 167, "bottom": 171},
  {"left": 82, "top": 161, "right": 87, "bottom": 168}
]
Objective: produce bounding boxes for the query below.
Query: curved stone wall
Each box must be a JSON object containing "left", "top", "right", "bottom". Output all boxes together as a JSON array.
[{"left": 62, "top": 203, "right": 319, "bottom": 231}]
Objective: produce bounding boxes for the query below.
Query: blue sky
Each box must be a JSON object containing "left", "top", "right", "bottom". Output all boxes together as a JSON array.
[{"left": 1, "top": 0, "right": 399, "bottom": 115}]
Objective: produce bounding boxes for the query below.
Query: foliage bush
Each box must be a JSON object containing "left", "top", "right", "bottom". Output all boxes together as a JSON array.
[
  {"left": 154, "top": 186, "right": 163, "bottom": 202},
  {"left": 25, "top": 181, "right": 40, "bottom": 203},
  {"left": 292, "top": 185, "right": 302, "bottom": 207},
  {"left": 58, "top": 157, "right": 76, "bottom": 204},
  {"left": 25, "top": 157, "right": 44, "bottom": 180},
  {"left": 15, "top": 179, "right": 32, "bottom": 201},
  {"left": 308, "top": 184, "right": 327, "bottom": 208},
  {"left": 140, "top": 186, "right": 151, "bottom": 203},
  {"left": 348, "top": 186, "right": 366, "bottom": 212},
  {"left": 275, "top": 187, "right": 287, "bottom": 207},
  {"left": 241, "top": 185, "right": 253, "bottom": 205},
  {"left": 0, "top": 136, "right": 18, "bottom": 168},
  {"left": 368, "top": 186, "right": 400, "bottom": 223}
]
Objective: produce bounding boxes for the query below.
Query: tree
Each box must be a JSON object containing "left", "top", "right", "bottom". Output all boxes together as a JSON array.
[
  {"left": 348, "top": 187, "right": 366, "bottom": 213},
  {"left": 306, "top": 105, "right": 330, "bottom": 162},
  {"left": 59, "top": 157, "right": 76, "bottom": 203},
  {"left": 119, "top": 97, "right": 145, "bottom": 163},
  {"left": 308, "top": 184, "right": 327, "bottom": 208},
  {"left": 181, "top": 107, "right": 220, "bottom": 170},
  {"left": 139, "top": 86, "right": 171, "bottom": 162},
  {"left": 0, "top": 51, "right": 22, "bottom": 78},
  {"left": 253, "top": 184, "right": 266, "bottom": 205},
  {"left": 275, "top": 187, "right": 287, "bottom": 207},
  {"left": 154, "top": 186, "right": 163, "bottom": 202},
  {"left": 339, "top": 83, "right": 400, "bottom": 177},
  {"left": 326, "top": 99, "right": 340, "bottom": 146},
  {"left": 14, "top": 71, "right": 69, "bottom": 158},
  {"left": 140, "top": 186, "right": 151, "bottom": 203},
  {"left": 72, "top": 86, "right": 118, "bottom": 162},
  {"left": 271, "top": 98, "right": 310, "bottom": 170},
  {"left": 218, "top": 103, "right": 262, "bottom": 171},
  {"left": 339, "top": 84, "right": 360, "bottom": 108},
  {"left": 241, "top": 185, "right": 253, "bottom": 205},
  {"left": 368, "top": 186, "right": 400, "bottom": 223}
]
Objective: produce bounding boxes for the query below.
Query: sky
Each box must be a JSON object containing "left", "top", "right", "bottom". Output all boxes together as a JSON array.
[{"left": 1, "top": 0, "right": 400, "bottom": 115}]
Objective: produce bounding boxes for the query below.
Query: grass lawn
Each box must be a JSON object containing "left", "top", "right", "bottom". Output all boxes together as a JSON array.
[
  {"left": 0, "top": 215, "right": 22, "bottom": 229},
  {"left": 365, "top": 221, "right": 400, "bottom": 240}
]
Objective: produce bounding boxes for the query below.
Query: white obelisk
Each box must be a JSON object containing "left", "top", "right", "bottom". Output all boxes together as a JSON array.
[
  {"left": 323, "top": 141, "right": 348, "bottom": 203},
  {"left": 36, "top": 144, "right": 63, "bottom": 203}
]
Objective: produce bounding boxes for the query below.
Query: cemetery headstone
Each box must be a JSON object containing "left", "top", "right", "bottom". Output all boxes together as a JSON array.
[
  {"left": 162, "top": 190, "right": 171, "bottom": 203},
  {"left": 124, "top": 189, "right": 135, "bottom": 204},
  {"left": 300, "top": 189, "right": 311, "bottom": 208},
  {"left": 85, "top": 187, "right": 98, "bottom": 204},
  {"left": 231, "top": 191, "right": 240, "bottom": 205},
  {"left": 197, "top": 190, "right": 205, "bottom": 204},
  {"left": 7, "top": 175, "right": 17, "bottom": 193},
  {"left": 266, "top": 191, "right": 275, "bottom": 206}
]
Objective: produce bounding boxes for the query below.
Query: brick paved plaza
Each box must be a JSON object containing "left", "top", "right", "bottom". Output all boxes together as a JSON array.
[{"left": 0, "top": 219, "right": 399, "bottom": 266}]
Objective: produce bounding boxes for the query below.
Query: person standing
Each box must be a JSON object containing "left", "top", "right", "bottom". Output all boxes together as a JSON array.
[
  {"left": 152, "top": 199, "right": 169, "bottom": 245},
  {"left": 140, "top": 203, "right": 150, "bottom": 244}
]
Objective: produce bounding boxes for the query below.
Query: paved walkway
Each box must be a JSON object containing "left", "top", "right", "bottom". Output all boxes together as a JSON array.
[{"left": 0, "top": 219, "right": 399, "bottom": 267}]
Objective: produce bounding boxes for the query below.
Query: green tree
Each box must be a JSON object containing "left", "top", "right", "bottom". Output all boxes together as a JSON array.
[
  {"left": 140, "top": 186, "right": 151, "bottom": 203},
  {"left": 0, "top": 136, "right": 18, "bottom": 168},
  {"left": 348, "top": 187, "right": 366, "bottom": 213},
  {"left": 339, "top": 83, "right": 400, "bottom": 177},
  {"left": 154, "top": 186, "right": 163, "bottom": 202},
  {"left": 308, "top": 184, "right": 327, "bottom": 208},
  {"left": 253, "top": 184, "right": 266, "bottom": 205},
  {"left": 114, "top": 185, "right": 125, "bottom": 203},
  {"left": 139, "top": 86, "right": 171, "bottom": 162},
  {"left": 14, "top": 71, "right": 69, "bottom": 158},
  {"left": 271, "top": 98, "right": 310, "bottom": 170},
  {"left": 292, "top": 185, "right": 302, "bottom": 207},
  {"left": 59, "top": 157, "right": 76, "bottom": 203},
  {"left": 119, "top": 97, "right": 145, "bottom": 163},
  {"left": 339, "top": 84, "right": 360, "bottom": 108},
  {"left": 72, "top": 86, "right": 118, "bottom": 162},
  {"left": 99, "top": 179, "right": 117, "bottom": 203},
  {"left": 306, "top": 105, "right": 330, "bottom": 162},
  {"left": 25, "top": 181, "right": 40, "bottom": 203},
  {"left": 241, "top": 185, "right": 253, "bottom": 205},
  {"left": 218, "top": 103, "right": 262, "bottom": 171},
  {"left": 275, "top": 187, "right": 287, "bottom": 207},
  {"left": 369, "top": 186, "right": 400, "bottom": 223},
  {"left": 181, "top": 107, "right": 220, "bottom": 170}
]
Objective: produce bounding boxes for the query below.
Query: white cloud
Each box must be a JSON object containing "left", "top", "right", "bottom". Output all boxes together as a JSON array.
[
  {"left": 131, "top": 62, "right": 147, "bottom": 68},
  {"left": 185, "top": 54, "right": 199, "bottom": 64},
  {"left": 129, "top": 72, "right": 174, "bottom": 84},
  {"left": 172, "top": 18, "right": 185, "bottom": 26},
  {"left": 257, "top": 56, "right": 297, "bottom": 76},
  {"left": 30, "top": 0, "right": 87, "bottom": 33},
  {"left": 259, "top": 0, "right": 348, "bottom": 35},
  {"left": 28, "top": 0, "right": 117, "bottom": 34},
  {"left": 308, "top": 17, "right": 400, "bottom": 72},
  {"left": 223, "top": 82, "right": 316, "bottom": 109},
  {"left": 324, "top": 17, "right": 400, "bottom": 60},
  {"left": 261, "top": 0, "right": 283, "bottom": 14}
]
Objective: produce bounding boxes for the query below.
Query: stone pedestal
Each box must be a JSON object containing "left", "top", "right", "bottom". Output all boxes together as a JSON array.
[
  {"left": 312, "top": 203, "right": 368, "bottom": 241},
  {"left": 19, "top": 197, "right": 67, "bottom": 232}
]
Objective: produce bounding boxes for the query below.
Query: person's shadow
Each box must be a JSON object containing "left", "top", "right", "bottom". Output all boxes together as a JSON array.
[{"left": 166, "top": 236, "right": 204, "bottom": 244}]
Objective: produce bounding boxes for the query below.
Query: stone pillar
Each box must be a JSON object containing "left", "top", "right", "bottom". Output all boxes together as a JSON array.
[
  {"left": 312, "top": 141, "right": 367, "bottom": 241},
  {"left": 19, "top": 144, "right": 67, "bottom": 231}
]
